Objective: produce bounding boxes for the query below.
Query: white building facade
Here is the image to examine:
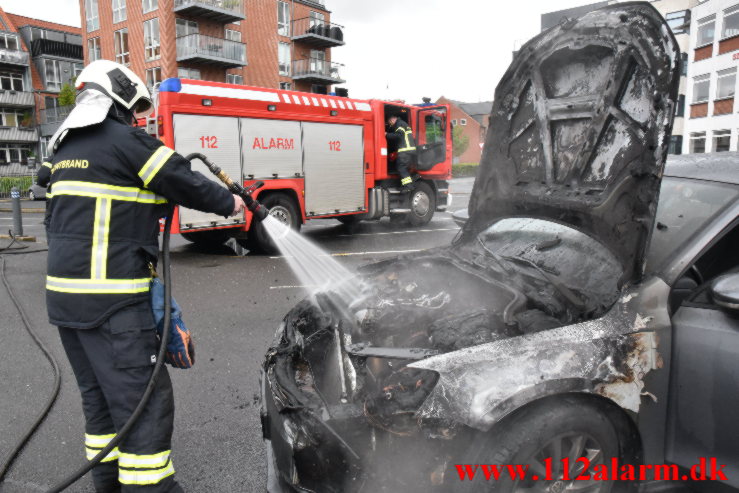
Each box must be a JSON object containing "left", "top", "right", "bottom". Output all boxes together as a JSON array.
[{"left": 684, "top": 0, "right": 739, "bottom": 153}]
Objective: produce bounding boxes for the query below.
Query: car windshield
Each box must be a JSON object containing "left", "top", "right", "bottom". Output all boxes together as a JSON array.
[
  {"left": 476, "top": 217, "right": 623, "bottom": 303},
  {"left": 646, "top": 177, "right": 739, "bottom": 275}
]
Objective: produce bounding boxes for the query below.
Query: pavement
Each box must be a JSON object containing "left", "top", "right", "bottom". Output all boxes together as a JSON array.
[{"left": 0, "top": 177, "right": 474, "bottom": 492}]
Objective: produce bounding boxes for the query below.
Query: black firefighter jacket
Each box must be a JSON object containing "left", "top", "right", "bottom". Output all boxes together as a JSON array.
[
  {"left": 38, "top": 114, "right": 234, "bottom": 329},
  {"left": 386, "top": 118, "right": 417, "bottom": 154}
]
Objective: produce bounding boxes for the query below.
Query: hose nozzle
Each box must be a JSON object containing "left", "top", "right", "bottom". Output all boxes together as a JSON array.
[{"left": 186, "top": 153, "right": 271, "bottom": 223}]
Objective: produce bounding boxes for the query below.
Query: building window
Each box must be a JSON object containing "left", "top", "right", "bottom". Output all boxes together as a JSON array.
[
  {"left": 452, "top": 119, "right": 457, "bottom": 125},
  {"left": 689, "top": 132, "right": 706, "bottom": 153},
  {"left": 176, "top": 18, "right": 198, "bottom": 37},
  {"left": 40, "top": 137, "right": 51, "bottom": 160},
  {"left": 0, "top": 144, "right": 31, "bottom": 164},
  {"left": 88, "top": 37, "right": 101, "bottom": 61},
  {"left": 278, "top": 42, "right": 291, "bottom": 76},
  {"left": 0, "top": 33, "right": 19, "bottom": 50},
  {"left": 112, "top": 0, "right": 126, "bottom": 23},
  {"left": 310, "top": 49, "right": 325, "bottom": 73},
  {"left": 45, "top": 59, "right": 62, "bottom": 91},
  {"left": 279, "top": 82, "right": 291, "bottom": 90},
  {"left": 225, "top": 29, "right": 241, "bottom": 42},
  {"left": 227, "top": 73, "right": 243, "bottom": 84},
  {"left": 142, "top": 0, "right": 158, "bottom": 14},
  {"left": 178, "top": 67, "right": 201, "bottom": 79},
  {"left": 145, "top": 67, "right": 161, "bottom": 90},
  {"left": 680, "top": 52, "right": 688, "bottom": 77},
  {"left": 668, "top": 135, "right": 683, "bottom": 155},
  {"left": 665, "top": 10, "right": 690, "bottom": 35},
  {"left": 716, "top": 67, "right": 736, "bottom": 99},
  {"left": 675, "top": 94, "right": 686, "bottom": 117},
  {"left": 144, "top": 18, "right": 160, "bottom": 61},
  {"left": 722, "top": 5, "right": 739, "bottom": 39},
  {"left": 85, "top": 0, "right": 100, "bottom": 32},
  {"left": 114, "top": 29, "right": 129, "bottom": 65},
  {"left": 692, "top": 74, "right": 710, "bottom": 103},
  {"left": 277, "top": 1, "right": 290, "bottom": 36},
  {"left": 310, "top": 11, "right": 325, "bottom": 28},
  {"left": 0, "top": 71, "right": 24, "bottom": 91},
  {"left": 713, "top": 130, "right": 731, "bottom": 152},
  {"left": 74, "top": 62, "right": 84, "bottom": 78},
  {"left": 460, "top": 119, "right": 467, "bottom": 126},
  {"left": 0, "top": 109, "right": 25, "bottom": 127},
  {"left": 697, "top": 15, "right": 715, "bottom": 47}
]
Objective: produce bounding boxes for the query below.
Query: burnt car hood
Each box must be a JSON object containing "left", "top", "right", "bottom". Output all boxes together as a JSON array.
[{"left": 463, "top": 2, "right": 681, "bottom": 284}]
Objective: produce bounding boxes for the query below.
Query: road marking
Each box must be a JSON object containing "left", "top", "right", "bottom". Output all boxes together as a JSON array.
[
  {"left": 270, "top": 284, "right": 319, "bottom": 289},
  {"left": 270, "top": 248, "right": 423, "bottom": 259},
  {"left": 337, "top": 227, "right": 457, "bottom": 237}
]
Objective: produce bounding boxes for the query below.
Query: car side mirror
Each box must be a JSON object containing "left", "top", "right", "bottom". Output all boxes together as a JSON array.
[{"left": 711, "top": 273, "right": 739, "bottom": 315}]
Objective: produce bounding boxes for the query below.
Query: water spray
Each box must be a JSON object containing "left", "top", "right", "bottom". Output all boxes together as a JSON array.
[{"left": 186, "top": 153, "right": 270, "bottom": 222}]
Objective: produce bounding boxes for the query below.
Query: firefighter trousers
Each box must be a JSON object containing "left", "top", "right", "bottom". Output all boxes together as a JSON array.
[
  {"left": 58, "top": 302, "right": 183, "bottom": 493},
  {"left": 396, "top": 152, "right": 414, "bottom": 181}
]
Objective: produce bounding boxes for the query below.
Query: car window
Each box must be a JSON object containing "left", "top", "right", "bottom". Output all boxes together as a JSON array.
[{"left": 646, "top": 177, "right": 739, "bottom": 276}]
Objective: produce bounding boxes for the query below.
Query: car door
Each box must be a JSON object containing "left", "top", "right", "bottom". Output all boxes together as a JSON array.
[
  {"left": 414, "top": 106, "right": 448, "bottom": 171},
  {"left": 666, "top": 220, "right": 739, "bottom": 486}
]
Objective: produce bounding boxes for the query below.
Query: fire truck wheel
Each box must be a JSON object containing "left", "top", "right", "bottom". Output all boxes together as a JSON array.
[
  {"left": 407, "top": 181, "right": 435, "bottom": 226},
  {"left": 181, "top": 229, "right": 231, "bottom": 246},
  {"left": 246, "top": 193, "right": 301, "bottom": 254}
]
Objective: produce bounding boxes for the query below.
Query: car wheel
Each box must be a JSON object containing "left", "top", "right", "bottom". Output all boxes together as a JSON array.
[
  {"left": 246, "top": 193, "right": 301, "bottom": 255},
  {"left": 181, "top": 229, "right": 232, "bottom": 246},
  {"left": 28, "top": 190, "right": 36, "bottom": 201},
  {"left": 406, "top": 181, "right": 435, "bottom": 226},
  {"left": 452, "top": 397, "right": 630, "bottom": 493}
]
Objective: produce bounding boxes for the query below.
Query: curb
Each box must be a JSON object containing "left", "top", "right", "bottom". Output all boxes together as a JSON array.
[{"left": 0, "top": 235, "right": 37, "bottom": 242}]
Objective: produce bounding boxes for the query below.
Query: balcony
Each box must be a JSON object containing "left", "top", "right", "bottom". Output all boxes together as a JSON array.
[
  {"left": 0, "top": 48, "right": 29, "bottom": 67},
  {"left": 291, "top": 18, "right": 345, "bottom": 48},
  {"left": 0, "top": 90, "right": 34, "bottom": 108},
  {"left": 39, "top": 104, "right": 74, "bottom": 137},
  {"left": 0, "top": 126, "right": 38, "bottom": 143},
  {"left": 177, "top": 34, "right": 246, "bottom": 68},
  {"left": 292, "top": 58, "right": 345, "bottom": 85},
  {"left": 30, "top": 39, "right": 83, "bottom": 60},
  {"left": 173, "top": 0, "right": 245, "bottom": 24}
]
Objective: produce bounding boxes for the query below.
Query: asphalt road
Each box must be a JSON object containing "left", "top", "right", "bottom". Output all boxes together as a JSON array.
[{"left": 0, "top": 177, "right": 474, "bottom": 492}]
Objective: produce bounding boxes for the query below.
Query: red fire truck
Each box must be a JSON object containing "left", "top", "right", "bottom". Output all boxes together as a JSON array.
[{"left": 151, "top": 78, "right": 453, "bottom": 253}]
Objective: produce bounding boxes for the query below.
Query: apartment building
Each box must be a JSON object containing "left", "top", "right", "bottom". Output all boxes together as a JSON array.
[
  {"left": 683, "top": 0, "right": 739, "bottom": 153},
  {"left": 436, "top": 97, "right": 491, "bottom": 164},
  {"left": 79, "top": 0, "right": 345, "bottom": 94},
  {"left": 541, "top": 0, "right": 698, "bottom": 154}
]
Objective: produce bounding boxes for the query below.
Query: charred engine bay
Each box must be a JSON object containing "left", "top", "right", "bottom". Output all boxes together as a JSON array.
[{"left": 264, "top": 220, "right": 622, "bottom": 490}]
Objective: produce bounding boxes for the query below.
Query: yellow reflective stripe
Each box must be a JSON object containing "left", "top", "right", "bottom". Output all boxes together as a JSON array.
[
  {"left": 84, "top": 433, "right": 116, "bottom": 446},
  {"left": 91, "top": 198, "right": 112, "bottom": 280},
  {"left": 138, "top": 146, "right": 174, "bottom": 187},
  {"left": 401, "top": 177, "right": 412, "bottom": 185},
  {"left": 86, "top": 446, "right": 120, "bottom": 462},
  {"left": 397, "top": 127, "right": 415, "bottom": 152},
  {"left": 42, "top": 161, "right": 52, "bottom": 169},
  {"left": 46, "top": 276, "right": 151, "bottom": 294},
  {"left": 119, "top": 461, "right": 175, "bottom": 485},
  {"left": 119, "top": 450, "right": 171, "bottom": 469},
  {"left": 48, "top": 181, "right": 167, "bottom": 204}
]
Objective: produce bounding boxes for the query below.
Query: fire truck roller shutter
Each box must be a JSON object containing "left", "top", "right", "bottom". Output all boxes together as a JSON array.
[
  {"left": 302, "top": 122, "right": 365, "bottom": 216},
  {"left": 173, "top": 114, "right": 243, "bottom": 230},
  {"left": 240, "top": 118, "right": 303, "bottom": 179}
]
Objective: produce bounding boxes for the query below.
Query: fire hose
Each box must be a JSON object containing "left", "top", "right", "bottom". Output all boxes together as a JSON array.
[{"left": 0, "top": 154, "right": 269, "bottom": 491}]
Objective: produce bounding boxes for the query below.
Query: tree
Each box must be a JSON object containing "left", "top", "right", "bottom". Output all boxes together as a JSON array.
[
  {"left": 58, "top": 83, "right": 76, "bottom": 107},
  {"left": 452, "top": 125, "right": 469, "bottom": 158}
]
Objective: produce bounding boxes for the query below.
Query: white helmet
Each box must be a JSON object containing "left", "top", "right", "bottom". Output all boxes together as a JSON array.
[{"left": 75, "top": 60, "right": 153, "bottom": 118}]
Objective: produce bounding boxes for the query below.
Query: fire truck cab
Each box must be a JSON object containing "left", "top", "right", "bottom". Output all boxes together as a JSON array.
[{"left": 152, "top": 78, "right": 452, "bottom": 253}]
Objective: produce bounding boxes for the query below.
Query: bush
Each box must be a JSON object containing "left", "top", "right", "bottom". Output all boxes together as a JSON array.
[
  {"left": 0, "top": 176, "right": 34, "bottom": 197},
  {"left": 452, "top": 162, "right": 479, "bottom": 178}
]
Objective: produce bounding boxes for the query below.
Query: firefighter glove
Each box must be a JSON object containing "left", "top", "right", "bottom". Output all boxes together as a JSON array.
[{"left": 150, "top": 277, "right": 195, "bottom": 369}]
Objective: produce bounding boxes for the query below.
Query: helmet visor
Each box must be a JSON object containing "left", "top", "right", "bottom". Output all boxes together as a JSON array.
[{"left": 133, "top": 97, "right": 153, "bottom": 118}]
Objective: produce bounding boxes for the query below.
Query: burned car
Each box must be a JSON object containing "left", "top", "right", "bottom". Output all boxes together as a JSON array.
[{"left": 262, "top": 4, "right": 739, "bottom": 492}]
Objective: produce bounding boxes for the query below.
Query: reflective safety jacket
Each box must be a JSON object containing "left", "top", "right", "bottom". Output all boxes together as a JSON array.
[
  {"left": 386, "top": 118, "right": 416, "bottom": 154},
  {"left": 39, "top": 114, "right": 234, "bottom": 329}
]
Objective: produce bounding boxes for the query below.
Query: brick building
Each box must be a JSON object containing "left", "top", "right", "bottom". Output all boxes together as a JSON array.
[
  {"left": 78, "top": 0, "right": 345, "bottom": 94},
  {"left": 0, "top": 8, "right": 82, "bottom": 171},
  {"left": 436, "top": 96, "right": 492, "bottom": 164}
]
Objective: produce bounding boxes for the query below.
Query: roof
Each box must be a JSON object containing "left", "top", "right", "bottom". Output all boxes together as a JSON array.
[
  {"left": 449, "top": 100, "right": 493, "bottom": 117},
  {"left": 6, "top": 13, "right": 81, "bottom": 34},
  {"left": 664, "top": 152, "right": 739, "bottom": 186}
]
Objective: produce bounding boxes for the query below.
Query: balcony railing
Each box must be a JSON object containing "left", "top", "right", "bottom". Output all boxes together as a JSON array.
[
  {"left": 291, "top": 18, "right": 345, "bottom": 48},
  {"left": 176, "top": 34, "right": 246, "bottom": 68},
  {"left": 30, "top": 39, "right": 83, "bottom": 60},
  {"left": 292, "top": 58, "right": 345, "bottom": 84},
  {"left": 40, "top": 104, "right": 74, "bottom": 125},
  {"left": 0, "top": 126, "right": 39, "bottom": 143},
  {"left": 0, "top": 48, "right": 29, "bottom": 66},
  {"left": 0, "top": 90, "right": 34, "bottom": 108},
  {"left": 173, "top": 0, "right": 245, "bottom": 23}
]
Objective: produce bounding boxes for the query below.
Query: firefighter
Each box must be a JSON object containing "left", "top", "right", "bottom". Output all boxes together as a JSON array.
[
  {"left": 386, "top": 115, "right": 417, "bottom": 191},
  {"left": 38, "top": 60, "right": 245, "bottom": 492}
]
